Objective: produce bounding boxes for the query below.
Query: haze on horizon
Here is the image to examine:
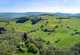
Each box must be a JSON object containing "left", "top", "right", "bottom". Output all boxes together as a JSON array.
[{"left": 0, "top": 0, "right": 80, "bottom": 13}]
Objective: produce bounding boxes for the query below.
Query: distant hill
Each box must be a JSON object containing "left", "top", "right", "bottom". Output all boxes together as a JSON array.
[
  {"left": 0, "top": 12, "right": 80, "bottom": 19},
  {"left": 0, "top": 13, "right": 29, "bottom": 19},
  {"left": 0, "top": 12, "right": 47, "bottom": 19},
  {"left": 54, "top": 13, "right": 80, "bottom": 17}
]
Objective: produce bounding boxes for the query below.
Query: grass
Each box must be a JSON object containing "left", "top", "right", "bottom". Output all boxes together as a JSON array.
[{"left": 1, "top": 16, "right": 80, "bottom": 49}]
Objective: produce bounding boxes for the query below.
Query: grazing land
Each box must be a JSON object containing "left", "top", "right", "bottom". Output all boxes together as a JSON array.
[{"left": 0, "top": 13, "right": 80, "bottom": 55}]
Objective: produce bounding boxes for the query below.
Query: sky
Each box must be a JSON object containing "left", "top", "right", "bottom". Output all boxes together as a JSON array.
[{"left": 0, "top": 0, "right": 80, "bottom": 13}]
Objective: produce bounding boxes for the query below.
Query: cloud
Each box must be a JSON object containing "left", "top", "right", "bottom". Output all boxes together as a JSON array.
[{"left": 0, "top": 0, "right": 80, "bottom": 13}]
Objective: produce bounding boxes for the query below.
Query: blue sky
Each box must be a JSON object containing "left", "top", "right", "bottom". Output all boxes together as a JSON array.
[{"left": 0, "top": 0, "right": 80, "bottom": 13}]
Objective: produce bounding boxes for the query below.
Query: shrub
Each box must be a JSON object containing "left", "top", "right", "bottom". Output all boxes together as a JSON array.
[
  {"left": 31, "top": 17, "right": 41, "bottom": 25},
  {"left": 0, "top": 27, "right": 6, "bottom": 34},
  {"left": 16, "top": 17, "right": 29, "bottom": 23},
  {"left": 27, "top": 44, "right": 38, "bottom": 54},
  {"left": 71, "top": 43, "right": 80, "bottom": 55},
  {"left": 39, "top": 45, "right": 55, "bottom": 55},
  {"left": 0, "top": 31, "right": 22, "bottom": 55},
  {"left": 42, "top": 28, "right": 55, "bottom": 32}
]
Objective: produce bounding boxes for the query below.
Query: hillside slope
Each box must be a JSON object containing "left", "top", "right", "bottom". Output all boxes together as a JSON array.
[{"left": 0, "top": 15, "right": 80, "bottom": 55}]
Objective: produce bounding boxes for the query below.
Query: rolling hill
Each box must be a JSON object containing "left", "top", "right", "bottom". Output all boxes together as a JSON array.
[{"left": 0, "top": 12, "right": 80, "bottom": 19}]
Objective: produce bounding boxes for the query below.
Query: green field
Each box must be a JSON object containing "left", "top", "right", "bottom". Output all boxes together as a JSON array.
[{"left": 0, "top": 15, "right": 80, "bottom": 55}]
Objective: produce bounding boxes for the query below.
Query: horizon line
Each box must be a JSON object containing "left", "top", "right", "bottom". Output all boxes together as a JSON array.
[{"left": 0, "top": 11, "right": 79, "bottom": 14}]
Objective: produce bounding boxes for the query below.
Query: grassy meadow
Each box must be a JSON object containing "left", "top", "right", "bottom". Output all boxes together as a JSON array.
[{"left": 0, "top": 14, "right": 80, "bottom": 55}]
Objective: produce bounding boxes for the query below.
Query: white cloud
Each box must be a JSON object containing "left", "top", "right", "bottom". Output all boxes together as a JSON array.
[{"left": 60, "top": 7, "right": 80, "bottom": 13}]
